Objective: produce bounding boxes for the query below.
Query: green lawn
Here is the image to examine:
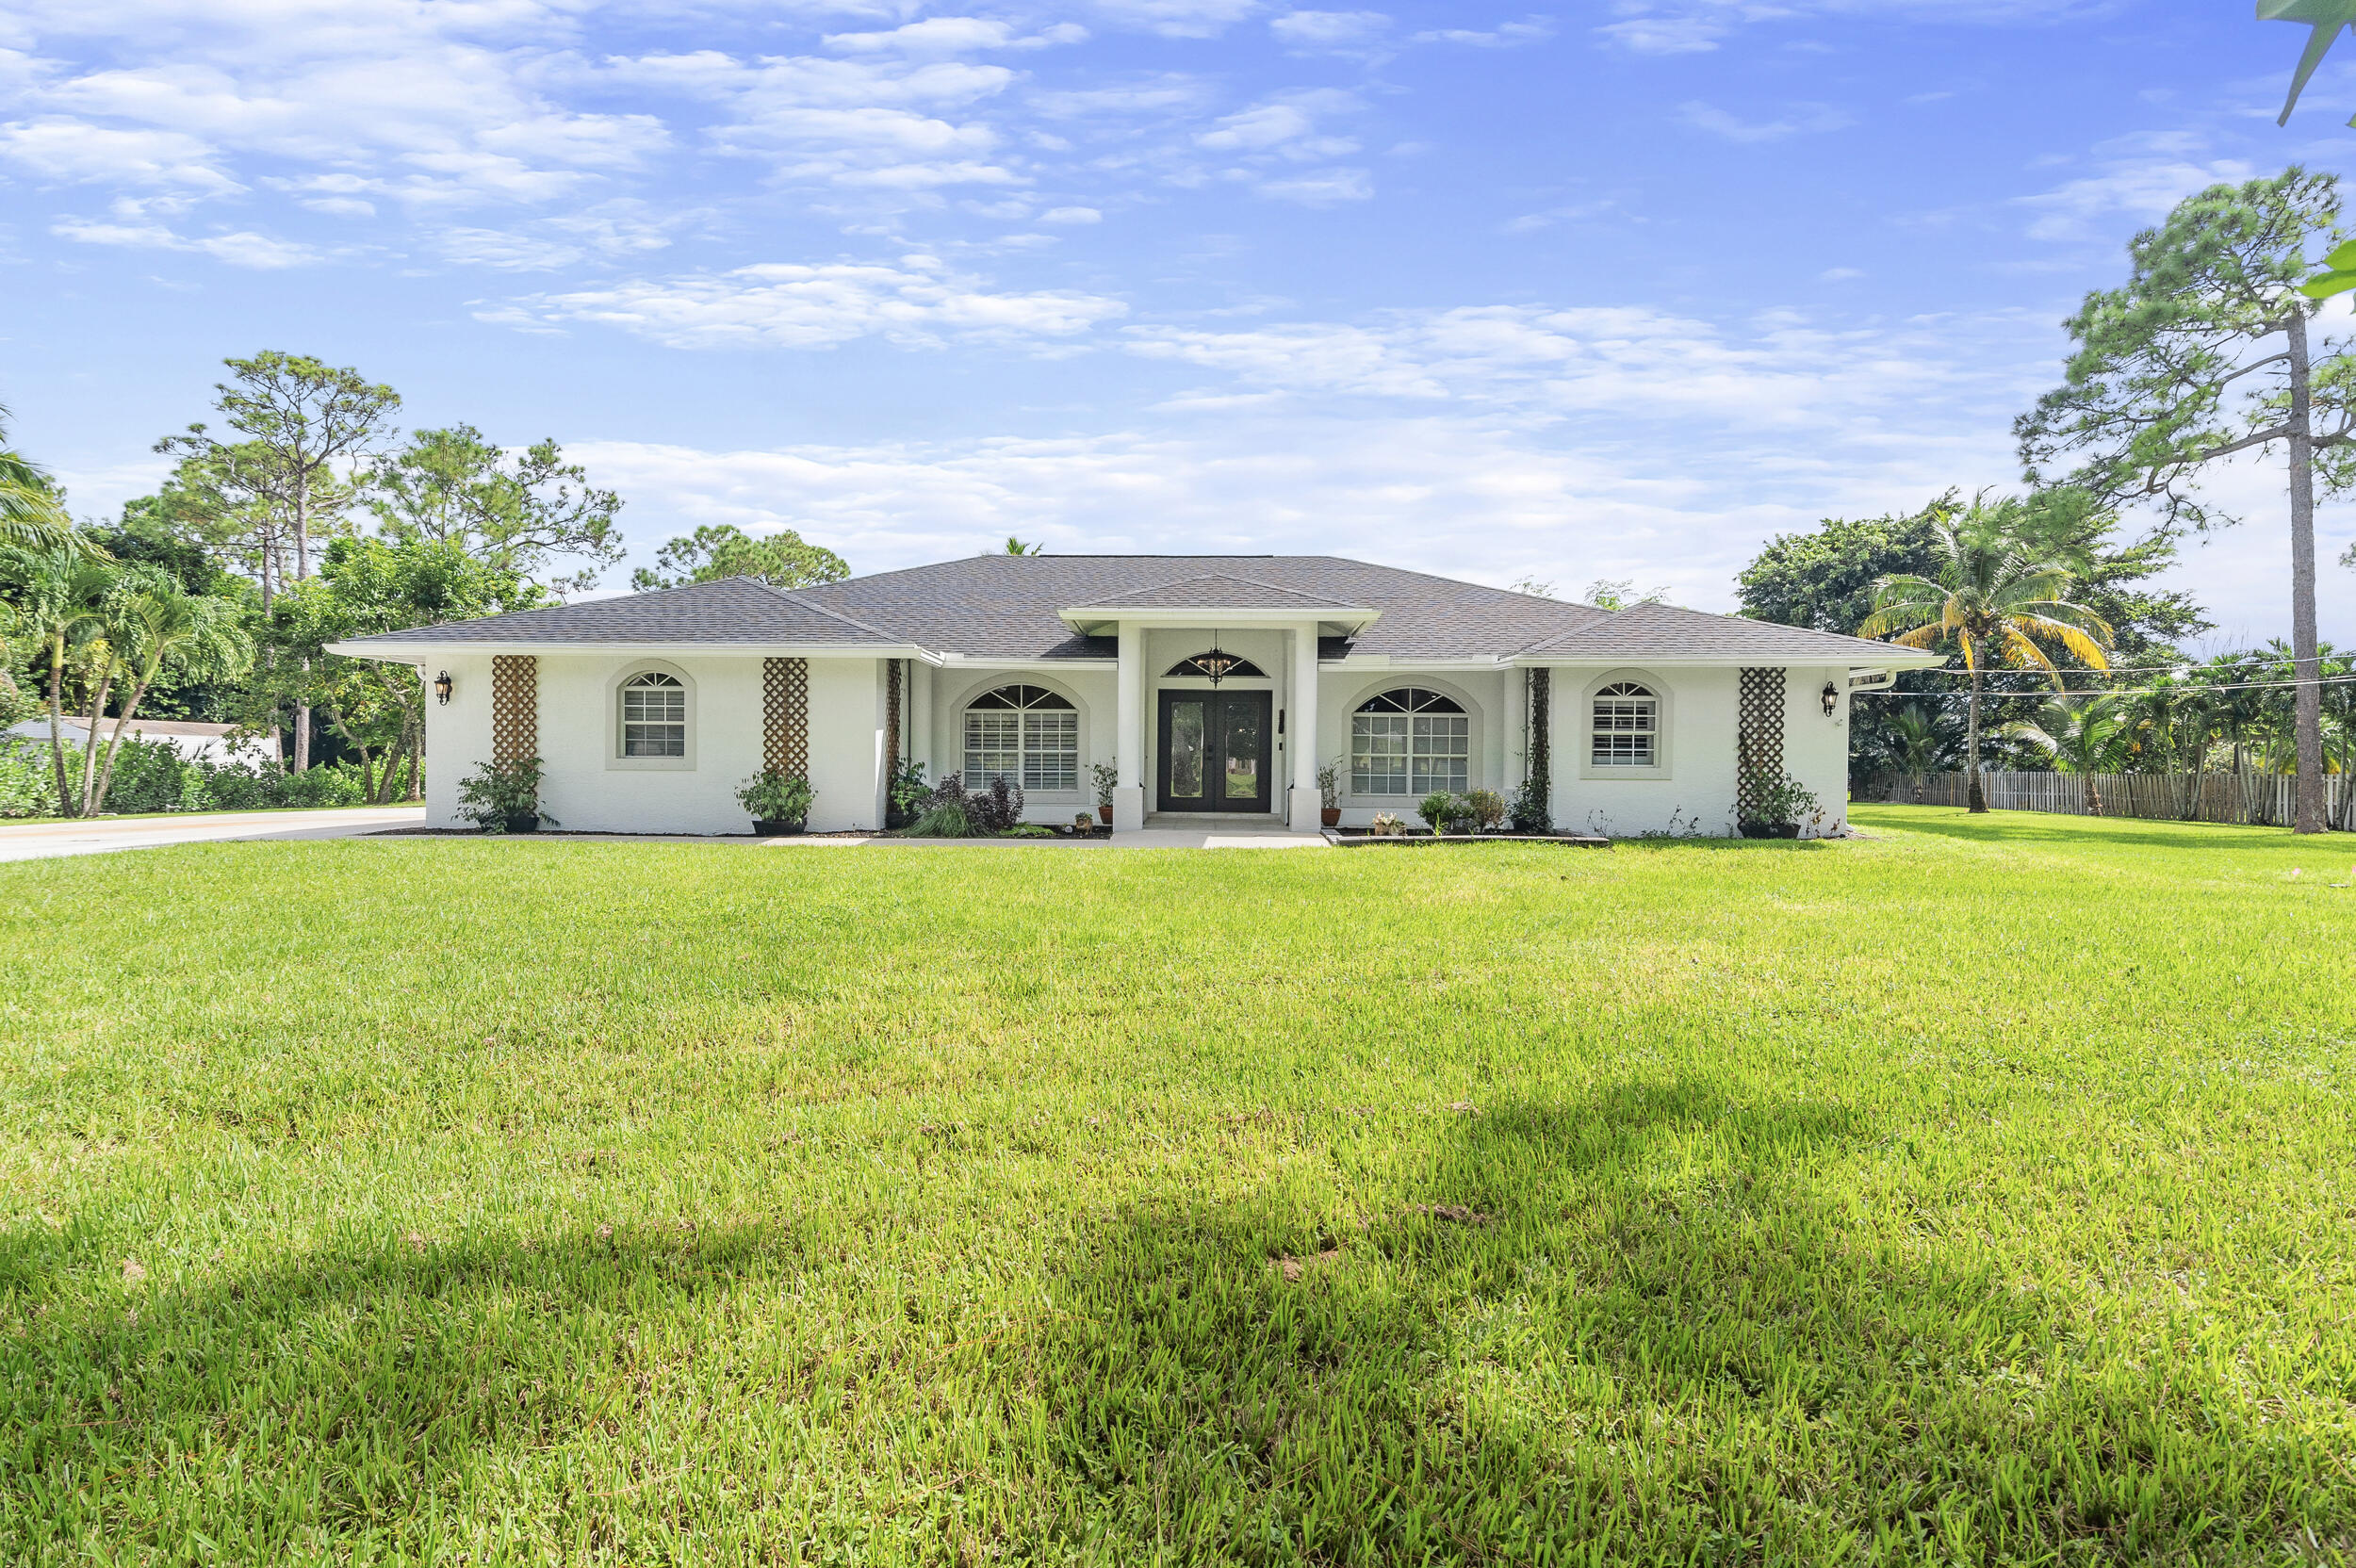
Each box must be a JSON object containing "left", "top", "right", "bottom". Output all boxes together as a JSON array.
[{"left": 3, "top": 808, "right": 2352, "bottom": 1564}]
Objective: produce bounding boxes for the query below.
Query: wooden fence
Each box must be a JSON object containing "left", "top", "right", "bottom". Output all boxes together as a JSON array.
[{"left": 1858, "top": 770, "right": 2356, "bottom": 831}]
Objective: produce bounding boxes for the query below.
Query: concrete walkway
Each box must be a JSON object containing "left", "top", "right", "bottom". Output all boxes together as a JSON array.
[{"left": 0, "top": 806, "right": 426, "bottom": 863}]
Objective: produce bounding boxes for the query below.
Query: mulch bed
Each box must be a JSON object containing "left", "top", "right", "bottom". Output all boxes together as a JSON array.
[{"left": 1323, "top": 828, "right": 1610, "bottom": 847}]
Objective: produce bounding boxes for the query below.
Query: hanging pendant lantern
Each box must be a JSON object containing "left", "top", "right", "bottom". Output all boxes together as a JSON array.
[{"left": 1197, "top": 638, "right": 1242, "bottom": 687}]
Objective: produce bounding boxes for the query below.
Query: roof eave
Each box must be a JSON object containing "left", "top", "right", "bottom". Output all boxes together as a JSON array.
[{"left": 326, "top": 639, "right": 941, "bottom": 662}]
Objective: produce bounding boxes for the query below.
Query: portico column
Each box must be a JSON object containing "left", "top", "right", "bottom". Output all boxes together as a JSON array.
[
  {"left": 1113, "top": 620, "right": 1146, "bottom": 830},
  {"left": 1288, "top": 622, "right": 1321, "bottom": 832}
]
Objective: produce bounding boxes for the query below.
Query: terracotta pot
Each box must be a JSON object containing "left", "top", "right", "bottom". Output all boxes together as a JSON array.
[
  {"left": 1320, "top": 808, "right": 1341, "bottom": 827},
  {"left": 1098, "top": 804, "right": 1114, "bottom": 824},
  {"left": 754, "top": 819, "right": 806, "bottom": 837}
]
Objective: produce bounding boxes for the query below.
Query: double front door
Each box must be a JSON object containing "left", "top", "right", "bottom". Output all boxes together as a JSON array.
[{"left": 1157, "top": 690, "right": 1272, "bottom": 813}]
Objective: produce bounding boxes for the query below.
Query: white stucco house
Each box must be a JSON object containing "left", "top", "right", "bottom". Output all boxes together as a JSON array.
[
  {"left": 4, "top": 717, "right": 263, "bottom": 766},
  {"left": 328, "top": 554, "right": 1935, "bottom": 838}
]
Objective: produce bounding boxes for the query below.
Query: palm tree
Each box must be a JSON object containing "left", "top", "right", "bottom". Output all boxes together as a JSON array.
[
  {"left": 84, "top": 583, "right": 252, "bottom": 815},
  {"left": 0, "top": 404, "right": 89, "bottom": 554},
  {"left": 1859, "top": 504, "right": 2115, "bottom": 812},
  {"left": 1999, "top": 696, "right": 2132, "bottom": 813},
  {"left": 1003, "top": 537, "right": 1042, "bottom": 556},
  {"left": 1880, "top": 700, "right": 1950, "bottom": 799},
  {"left": 6, "top": 548, "right": 115, "bottom": 810}
]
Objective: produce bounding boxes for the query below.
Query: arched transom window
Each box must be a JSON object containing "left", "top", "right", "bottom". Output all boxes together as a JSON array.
[
  {"left": 619, "top": 671, "right": 687, "bottom": 758},
  {"left": 1351, "top": 687, "right": 1467, "bottom": 795},
  {"left": 965, "top": 684, "right": 1078, "bottom": 791},
  {"left": 1591, "top": 681, "right": 1658, "bottom": 767}
]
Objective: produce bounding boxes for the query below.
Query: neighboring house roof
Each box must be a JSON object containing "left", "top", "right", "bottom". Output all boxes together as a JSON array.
[
  {"left": 798, "top": 555, "right": 1601, "bottom": 661},
  {"left": 331, "top": 575, "right": 902, "bottom": 651},
  {"left": 1520, "top": 601, "right": 1928, "bottom": 664},
  {"left": 325, "top": 555, "right": 1929, "bottom": 666},
  {"left": 5, "top": 718, "right": 252, "bottom": 746}
]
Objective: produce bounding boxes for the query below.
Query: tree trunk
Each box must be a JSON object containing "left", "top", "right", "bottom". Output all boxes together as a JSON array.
[
  {"left": 1966, "top": 664, "right": 1988, "bottom": 813},
  {"left": 92, "top": 674, "right": 155, "bottom": 815},
  {"left": 75, "top": 667, "right": 113, "bottom": 817},
  {"left": 2285, "top": 310, "right": 2326, "bottom": 834}
]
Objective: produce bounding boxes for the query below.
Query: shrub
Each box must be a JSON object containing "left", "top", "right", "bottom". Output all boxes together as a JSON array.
[
  {"left": 1507, "top": 776, "right": 1550, "bottom": 832},
  {"left": 0, "top": 740, "right": 58, "bottom": 819},
  {"left": 907, "top": 800, "right": 973, "bottom": 838},
  {"left": 1739, "top": 767, "right": 1820, "bottom": 830},
  {"left": 1419, "top": 791, "right": 1481, "bottom": 831},
  {"left": 887, "top": 760, "right": 929, "bottom": 825},
  {"left": 103, "top": 740, "right": 211, "bottom": 815},
  {"left": 274, "top": 761, "right": 365, "bottom": 808},
  {"left": 1464, "top": 788, "right": 1508, "bottom": 830},
  {"left": 737, "top": 769, "right": 816, "bottom": 824},
  {"left": 455, "top": 757, "right": 555, "bottom": 832},
  {"left": 973, "top": 775, "right": 1024, "bottom": 832}
]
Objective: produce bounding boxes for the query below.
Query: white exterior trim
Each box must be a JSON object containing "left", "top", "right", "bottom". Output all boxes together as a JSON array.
[{"left": 605, "top": 660, "right": 697, "bottom": 773}]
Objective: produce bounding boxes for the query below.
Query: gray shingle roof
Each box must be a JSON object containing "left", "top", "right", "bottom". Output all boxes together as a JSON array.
[
  {"left": 1083, "top": 573, "right": 1366, "bottom": 611},
  {"left": 335, "top": 575, "right": 899, "bottom": 648},
  {"left": 331, "top": 555, "right": 1926, "bottom": 664},
  {"left": 797, "top": 555, "right": 1601, "bottom": 660},
  {"left": 1521, "top": 601, "right": 1919, "bottom": 662}
]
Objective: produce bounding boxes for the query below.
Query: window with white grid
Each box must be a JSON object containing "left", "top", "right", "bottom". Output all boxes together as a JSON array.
[
  {"left": 1591, "top": 682, "right": 1658, "bottom": 767},
  {"left": 963, "top": 685, "right": 1078, "bottom": 791},
  {"left": 1351, "top": 688, "right": 1466, "bottom": 794},
  {"left": 619, "top": 671, "right": 687, "bottom": 758}
]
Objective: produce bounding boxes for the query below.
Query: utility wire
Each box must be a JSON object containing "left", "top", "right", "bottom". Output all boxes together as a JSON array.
[{"left": 1855, "top": 672, "right": 2356, "bottom": 699}]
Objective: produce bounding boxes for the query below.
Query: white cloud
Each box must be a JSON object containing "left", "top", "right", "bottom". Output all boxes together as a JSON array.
[
  {"left": 824, "top": 18, "right": 1089, "bottom": 54},
  {"left": 1595, "top": 16, "right": 1726, "bottom": 53},
  {"left": 2016, "top": 152, "right": 2256, "bottom": 242},
  {"left": 52, "top": 206, "right": 318, "bottom": 267},
  {"left": 1270, "top": 9, "right": 1393, "bottom": 55},
  {"left": 1412, "top": 18, "right": 1553, "bottom": 46},
  {"left": 1677, "top": 101, "right": 1853, "bottom": 142},
  {"left": 1040, "top": 204, "right": 1102, "bottom": 222},
  {"left": 0, "top": 118, "right": 239, "bottom": 190},
  {"left": 1088, "top": 0, "right": 1263, "bottom": 38},
  {"left": 484, "top": 259, "right": 1128, "bottom": 348}
]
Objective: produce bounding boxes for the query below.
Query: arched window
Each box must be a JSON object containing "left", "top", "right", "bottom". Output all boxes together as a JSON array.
[
  {"left": 1351, "top": 687, "right": 1467, "bottom": 795},
  {"left": 1591, "top": 681, "right": 1658, "bottom": 767},
  {"left": 964, "top": 684, "right": 1078, "bottom": 791},
  {"left": 619, "top": 671, "right": 687, "bottom": 758},
  {"left": 1165, "top": 652, "right": 1268, "bottom": 680}
]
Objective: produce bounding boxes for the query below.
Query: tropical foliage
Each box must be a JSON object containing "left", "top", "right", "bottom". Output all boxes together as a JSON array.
[
  {"left": 1858, "top": 500, "right": 2115, "bottom": 812},
  {"left": 630, "top": 524, "right": 848, "bottom": 592}
]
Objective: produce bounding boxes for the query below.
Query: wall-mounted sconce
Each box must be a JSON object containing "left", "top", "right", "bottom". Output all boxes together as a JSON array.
[
  {"left": 434, "top": 670, "right": 454, "bottom": 706},
  {"left": 1821, "top": 680, "right": 1840, "bottom": 718}
]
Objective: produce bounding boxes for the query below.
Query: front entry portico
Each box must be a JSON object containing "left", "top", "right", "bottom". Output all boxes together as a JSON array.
[{"left": 1156, "top": 689, "right": 1273, "bottom": 814}]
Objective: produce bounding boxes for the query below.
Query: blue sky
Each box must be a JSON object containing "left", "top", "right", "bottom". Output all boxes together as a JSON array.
[{"left": 6, "top": 0, "right": 2355, "bottom": 643}]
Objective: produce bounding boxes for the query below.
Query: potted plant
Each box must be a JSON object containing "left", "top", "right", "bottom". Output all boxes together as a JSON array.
[
  {"left": 1072, "top": 811, "right": 1095, "bottom": 834},
  {"left": 1738, "top": 768, "right": 1819, "bottom": 840},
  {"left": 1090, "top": 760, "right": 1119, "bottom": 825},
  {"left": 738, "top": 769, "right": 816, "bottom": 835},
  {"left": 1316, "top": 759, "right": 1344, "bottom": 827},
  {"left": 455, "top": 757, "right": 555, "bottom": 834}
]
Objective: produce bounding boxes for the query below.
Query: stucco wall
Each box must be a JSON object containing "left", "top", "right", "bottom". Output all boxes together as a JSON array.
[
  {"left": 1317, "top": 665, "right": 1512, "bottom": 827},
  {"left": 420, "top": 653, "right": 889, "bottom": 835},
  {"left": 921, "top": 663, "right": 1118, "bottom": 824},
  {"left": 1543, "top": 662, "right": 1852, "bottom": 838}
]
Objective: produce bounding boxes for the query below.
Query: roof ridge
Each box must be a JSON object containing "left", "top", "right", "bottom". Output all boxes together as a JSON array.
[
  {"left": 750, "top": 579, "right": 909, "bottom": 644},
  {"left": 1091, "top": 569, "right": 1357, "bottom": 607}
]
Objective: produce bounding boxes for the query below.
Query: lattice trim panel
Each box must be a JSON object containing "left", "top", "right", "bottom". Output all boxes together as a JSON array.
[
  {"left": 1526, "top": 666, "right": 1551, "bottom": 805},
  {"left": 1736, "top": 666, "right": 1785, "bottom": 819},
  {"left": 885, "top": 659, "right": 903, "bottom": 780},
  {"left": 763, "top": 657, "right": 809, "bottom": 775},
  {"left": 491, "top": 655, "right": 537, "bottom": 763}
]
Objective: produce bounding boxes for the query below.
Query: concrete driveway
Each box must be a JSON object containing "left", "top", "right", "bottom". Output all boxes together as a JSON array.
[{"left": 0, "top": 806, "right": 425, "bottom": 863}]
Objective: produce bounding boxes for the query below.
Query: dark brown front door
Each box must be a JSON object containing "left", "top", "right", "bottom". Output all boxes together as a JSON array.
[{"left": 1157, "top": 690, "right": 1273, "bottom": 813}]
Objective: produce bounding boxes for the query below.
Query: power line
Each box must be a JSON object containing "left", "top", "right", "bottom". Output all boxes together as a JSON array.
[{"left": 1857, "top": 672, "right": 2356, "bottom": 699}]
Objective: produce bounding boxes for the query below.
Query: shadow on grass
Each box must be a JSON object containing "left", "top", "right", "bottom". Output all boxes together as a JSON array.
[
  {"left": 1026, "top": 1079, "right": 2343, "bottom": 1563},
  {"left": 0, "top": 1217, "right": 794, "bottom": 1558}
]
